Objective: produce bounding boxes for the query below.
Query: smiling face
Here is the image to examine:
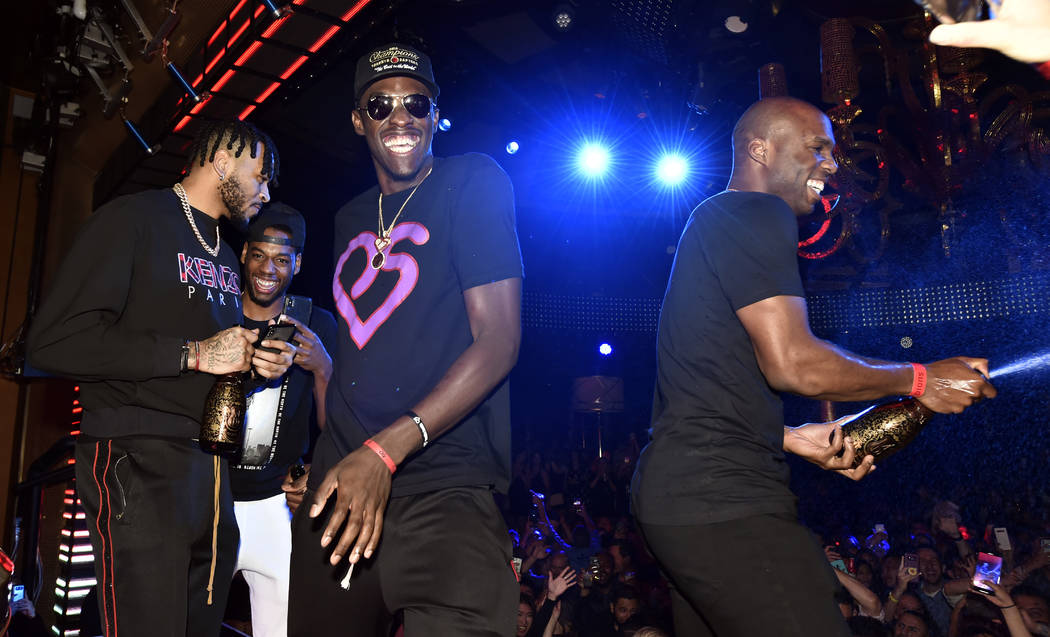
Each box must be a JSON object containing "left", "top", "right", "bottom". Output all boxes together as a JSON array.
[
  {"left": 240, "top": 227, "right": 300, "bottom": 310},
  {"left": 352, "top": 76, "right": 437, "bottom": 194},
  {"left": 763, "top": 105, "right": 838, "bottom": 215}
]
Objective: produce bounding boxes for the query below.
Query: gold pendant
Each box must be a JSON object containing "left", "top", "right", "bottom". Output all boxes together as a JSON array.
[
  {"left": 371, "top": 251, "right": 386, "bottom": 270},
  {"left": 374, "top": 236, "right": 390, "bottom": 253}
]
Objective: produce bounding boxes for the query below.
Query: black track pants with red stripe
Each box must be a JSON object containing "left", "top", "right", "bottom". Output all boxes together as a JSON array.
[{"left": 76, "top": 435, "right": 239, "bottom": 637}]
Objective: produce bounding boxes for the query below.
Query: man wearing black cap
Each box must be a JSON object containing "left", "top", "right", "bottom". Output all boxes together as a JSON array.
[
  {"left": 288, "top": 43, "right": 523, "bottom": 636},
  {"left": 231, "top": 203, "right": 336, "bottom": 637}
]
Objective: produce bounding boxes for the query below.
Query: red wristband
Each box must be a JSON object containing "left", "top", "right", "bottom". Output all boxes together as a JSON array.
[
  {"left": 194, "top": 341, "right": 200, "bottom": 372},
  {"left": 909, "top": 362, "right": 928, "bottom": 397},
  {"left": 364, "top": 439, "right": 396, "bottom": 474},
  {"left": 1038, "top": 61, "right": 1050, "bottom": 81}
]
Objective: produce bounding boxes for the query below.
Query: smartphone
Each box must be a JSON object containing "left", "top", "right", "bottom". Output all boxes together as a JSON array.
[
  {"left": 874, "top": 523, "right": 887, "bottom": 535},
  {"left": 972, "top": 552, "right": 1003, "bottom": 595},
  {"left": 283, "top": 295, "right": 312, "bottom": 323},
  {"left": 511, "top": 557, "right": 523, "bottom": 576},
  {"left": 994, "top": 527, "right": 1012, "bottom": 552},
  {"left": 903, "top": 553, "right": 919, "bottom": 576},
  {"left": 830, "top": 559, "right": 849, "bottom": 573},
  {"left": 256, "top": 323, "right": 297, "bottom": 354},
  {"left": 11, "top": 584, "right": 24, "bottom": 603},
  {"left": 1040, "top": 538, "right": 1050, "bottom": 555}
]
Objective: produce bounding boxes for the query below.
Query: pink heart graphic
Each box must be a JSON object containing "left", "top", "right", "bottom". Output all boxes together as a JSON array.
[{"left": 332, "top": 222, "right": 430, "bottom": 349}]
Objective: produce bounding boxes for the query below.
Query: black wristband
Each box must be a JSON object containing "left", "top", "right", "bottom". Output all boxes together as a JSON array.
[{"left": 180, "top": 342, "right": 190, "bottom": 373}]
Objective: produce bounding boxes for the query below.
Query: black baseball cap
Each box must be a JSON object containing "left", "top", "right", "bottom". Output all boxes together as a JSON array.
[
  {"left": 354, "top": 43, "right": 440, "bottom": 102},
  {"left": 248, "top": 202, "right": 305, "bottom": 251}
]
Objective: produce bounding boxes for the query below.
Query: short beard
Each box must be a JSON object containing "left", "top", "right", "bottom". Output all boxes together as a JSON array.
[{"left": 219, "top": 178, "right": 250, "bottom": 229}]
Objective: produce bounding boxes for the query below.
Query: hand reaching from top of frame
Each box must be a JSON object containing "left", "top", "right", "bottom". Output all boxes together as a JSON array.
[{"left": 929, "top": 0, "right": 1050, "bottom": 63}]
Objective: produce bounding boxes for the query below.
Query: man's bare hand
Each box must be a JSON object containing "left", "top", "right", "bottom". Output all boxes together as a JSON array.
[
  {"left": 929, "top": 0, "right": 1050, "bottom": 64},
  {"left": 919, "top": 357, "right": 996, "bottom": 414},
  {"left": 784, "top": 418, "right": 876, "bottom": 481},
  {"left": 309, "top": 446, "right": 392, "bottom": 566},
  {"left": 281, "top": 464, "right": 309, "bottom": 513},
  {"left": 197, "top": 327, "right": 256, "bottom": 375},
  {"left": 252, "top": 338, "right": 296, "bottom": 380}
]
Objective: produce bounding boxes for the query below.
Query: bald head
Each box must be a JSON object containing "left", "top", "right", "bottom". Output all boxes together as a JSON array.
[
  {"left": 727, "top": 97, "right": 838, "bottom": 215},
  {"left": 732, "top": 97, "right": 828, "bottom": 161}
]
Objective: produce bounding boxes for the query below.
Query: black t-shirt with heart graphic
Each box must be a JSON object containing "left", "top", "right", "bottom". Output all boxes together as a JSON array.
[{"left": 310, "top": 153, "right": 523, "bottom": 497}]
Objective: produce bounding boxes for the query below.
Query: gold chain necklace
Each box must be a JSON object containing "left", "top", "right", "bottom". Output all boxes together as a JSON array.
[
  {"left": 173, "top": 183, "right": 220, "bottom": 257},
  {"left": 372, "top": 166, "right": 433, "bottom": 270}
]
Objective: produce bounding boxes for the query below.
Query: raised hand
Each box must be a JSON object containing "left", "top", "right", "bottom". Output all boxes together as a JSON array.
[
  {"left": 928, "top": 0, "right": 1050, "bottom": 64},
  {"left": 547, "top": 567, "right": 577, "bottom": 601}
]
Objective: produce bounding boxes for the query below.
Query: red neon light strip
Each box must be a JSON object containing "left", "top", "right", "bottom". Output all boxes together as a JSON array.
[
  {"left": 255, "top": 81, "right": 282, "bottom": 103},
  {"left": 339, "top": 0, "right": 371, "bottom": 21},
  {"left": 281, "top": 55, "right": 309, "bottom": 79},
  {"left": 309, "top": 25, "right": 340, "bottom": 53},
  {"left": 185, "top": 0, "right": 372, "bottom": 127}
]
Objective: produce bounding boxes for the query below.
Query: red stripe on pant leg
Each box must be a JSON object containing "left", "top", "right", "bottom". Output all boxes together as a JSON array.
[
  {"left": 103, "top": 440, "right": 118, "bottom": 637},
  {"left": 91, "top": 442, "right": 111, "bottom": 637}
]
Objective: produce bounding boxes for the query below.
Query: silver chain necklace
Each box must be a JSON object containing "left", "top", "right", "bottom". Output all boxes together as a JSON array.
[{"left": 173, "top": 182, "right": 220, "bottom": 257}]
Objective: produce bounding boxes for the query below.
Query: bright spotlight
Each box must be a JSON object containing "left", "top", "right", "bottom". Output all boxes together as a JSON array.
[
  {"left": 438, "top": 118, "right": 452, "bottom": 132},
  {"left": 656, "top": 155, "right": 689, "bottom": 186},
  {"left": 598, "top": 343, "right": 613, "bottom": 356},
  {"left": 578, "top": 143, "right": 610, "bottom": 177},
  {"left": 505, "top": 140, "right": 520, "bottom": 155}
]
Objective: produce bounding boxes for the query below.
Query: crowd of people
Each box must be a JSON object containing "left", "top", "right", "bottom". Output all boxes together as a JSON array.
[{"left": 502, "top": 442, "right": 1050, "bottom": 637}]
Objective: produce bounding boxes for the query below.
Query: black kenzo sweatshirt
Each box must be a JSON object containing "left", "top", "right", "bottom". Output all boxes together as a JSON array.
[{"left": 28, "top": 188, "right": 244, "bottom": 438}]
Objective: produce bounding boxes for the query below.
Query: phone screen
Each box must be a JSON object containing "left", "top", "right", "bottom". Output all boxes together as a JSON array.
[
  {"left": 903, "top": 553, "right": 919, "bottom": 576},
  {"left": 1040, "top": 538, "right": 1050, "bottom": 555},
  {"left": 972, "top": 552, "right": 1002, "bottom": 594},
  {"left": 11, "top": 584, "right": 24, "bottom": 603},
  {"left": 830, "top": 559, "right": 849, "bottom": 573},
  {"left": 256, "top": 324, "right": 297, "bottom": 354}
]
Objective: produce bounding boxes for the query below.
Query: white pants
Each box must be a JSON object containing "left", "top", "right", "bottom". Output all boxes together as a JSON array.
[{"left": 234, "top": 493, "right": 292, "bottom": 637}]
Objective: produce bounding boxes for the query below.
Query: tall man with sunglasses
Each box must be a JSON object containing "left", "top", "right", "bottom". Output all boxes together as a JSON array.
[{"left": 288, "top": 43, "right": 523, "bottom": 636}]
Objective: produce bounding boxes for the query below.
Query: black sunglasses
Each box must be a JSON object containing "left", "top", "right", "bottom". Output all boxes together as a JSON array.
[{"left": 359, "top": 93, "right": 434, "bottom": 121}]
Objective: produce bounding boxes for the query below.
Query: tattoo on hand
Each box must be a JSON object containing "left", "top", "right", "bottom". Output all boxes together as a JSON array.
[{"left": 205, "top": 330, "right": 243, "bottom": 369}]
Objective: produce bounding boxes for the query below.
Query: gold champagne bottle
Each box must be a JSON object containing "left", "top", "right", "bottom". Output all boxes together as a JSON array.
[
  {"left": 200, "top": 373, "right": 246, "bottom": 455},
  {"left": 837, "top": 398, "right": 934, "bottom": 468}
]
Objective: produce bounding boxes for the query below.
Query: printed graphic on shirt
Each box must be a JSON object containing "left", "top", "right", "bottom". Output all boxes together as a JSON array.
[
  {"left": 234, "top": 379, "right": 288, "bottom": 469},
  {"left": 177, "top": 252, "right": 241, "bottom": 308},
  {"left": 333, "top": 221, "right": 430, "bottom": 349}
]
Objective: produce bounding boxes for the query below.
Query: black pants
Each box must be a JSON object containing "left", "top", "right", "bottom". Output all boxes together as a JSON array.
[
  {"left": 639, "top": 512, "right": 851, "bottom": 637},
  {"left": 289, "top": 486, "right": 517, "bottom": 636},
  {"left": 76, "top": 436, "right": 239, "bottom": 637}
]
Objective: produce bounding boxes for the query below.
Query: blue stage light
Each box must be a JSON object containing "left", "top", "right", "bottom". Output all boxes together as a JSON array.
[
  {"left": 598, "top": 343, "right": 613, "bottom": 356},
  {"left": 438, "top": 118, "right": 452, "bottom": 132},
  {"left": 506, "top": 140, "right": 520, "bottom": 155},
  {"left": 656, "top": 154, "right": 689, "bottom": 186},
  {"left": 578, "top": 143, "right": 610, "bottom": 177}
]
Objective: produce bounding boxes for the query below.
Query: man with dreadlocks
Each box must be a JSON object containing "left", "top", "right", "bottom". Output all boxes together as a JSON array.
[{"left": 28, "top": 120, "right": 295, "bottom": 637}]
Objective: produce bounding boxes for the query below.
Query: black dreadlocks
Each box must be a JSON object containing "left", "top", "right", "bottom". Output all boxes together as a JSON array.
[{"left": 184, "top": 119, "right": 280, "bottom": 185}]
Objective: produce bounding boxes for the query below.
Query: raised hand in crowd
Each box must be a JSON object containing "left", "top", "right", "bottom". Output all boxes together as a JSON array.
[
  {"left": 927, "top": 0, "right": 1050, "bottom": 64},
  {"left": 546, "top": 567, "right": 578, "bottom": 602},
  {"left": 983, "top": 580, "right": 1035, "bottom": 637},
  {"left": 885, "top": 555, "right": 922, "bottom": 621}
]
